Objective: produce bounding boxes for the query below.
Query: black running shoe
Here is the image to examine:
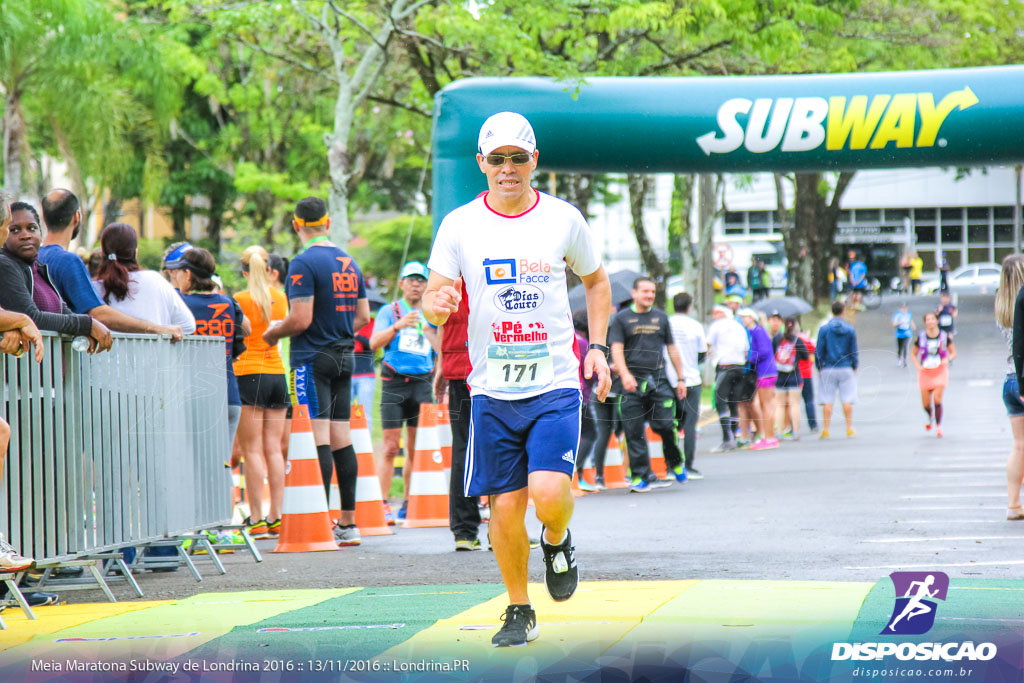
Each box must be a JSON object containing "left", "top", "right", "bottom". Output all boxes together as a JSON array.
[
  {"left": 540, "top": 527, "right": 578, "bottom": 602},
  {"left": 491, "top": 604, "right": 539, "bottom": 647}
]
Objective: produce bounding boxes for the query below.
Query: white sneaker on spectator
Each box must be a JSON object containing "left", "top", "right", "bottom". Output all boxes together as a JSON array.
[{"left": 0, "top": 534, "right": 34, "bottom": 571}]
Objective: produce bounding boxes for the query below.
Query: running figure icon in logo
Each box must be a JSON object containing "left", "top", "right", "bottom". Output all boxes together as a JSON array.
[{"left": 883, "top": 571, "right": 950, "bottom": 635}]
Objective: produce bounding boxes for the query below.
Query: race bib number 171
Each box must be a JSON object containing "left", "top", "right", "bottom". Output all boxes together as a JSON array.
[{"left": 486, "top": 342, "right": 554, "bottom": 393}]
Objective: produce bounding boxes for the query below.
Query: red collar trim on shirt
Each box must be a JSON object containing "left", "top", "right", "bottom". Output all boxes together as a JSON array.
[{"left": 482, "top": 190, "right": 540, "bottom": 218}]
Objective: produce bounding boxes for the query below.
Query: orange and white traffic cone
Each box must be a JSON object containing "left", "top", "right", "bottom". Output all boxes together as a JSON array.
[
  {"left": 570, "top": 470, "right": 587, "bottom": 497},
  {"left": 437, "top": 404, "right": 453, "bottom": 471},
  {"left": 351, "top": 405, "right": 392, "bottom": 537},
  {"left": 402, "top": 404, "right": 449, "bottom": 528},
  {"left": 603, "top": 433, "right": 630, "bottom": 489},
  {"left": 273, "top": 404, "right": 339, "bottom": 553},
  {"left": 647, "top": 425, "right": 667, "bottom": 480},
  {"left": 581, "top": 452, "right": 597, "bottom": 487}
]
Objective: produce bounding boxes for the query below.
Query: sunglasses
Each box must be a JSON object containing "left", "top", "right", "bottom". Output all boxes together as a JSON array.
[{"left": 484, "top": 152, "right": 532, "bottom": 166}]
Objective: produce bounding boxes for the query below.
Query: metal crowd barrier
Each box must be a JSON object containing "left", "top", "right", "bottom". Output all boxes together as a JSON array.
[{"left": 1, "top": 332, "right": 231, "bottom": 567}]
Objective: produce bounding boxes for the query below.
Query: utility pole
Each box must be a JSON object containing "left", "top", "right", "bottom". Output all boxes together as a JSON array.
[{"left": 1015, "top": 164, "right": 1022, "bottom": 253}]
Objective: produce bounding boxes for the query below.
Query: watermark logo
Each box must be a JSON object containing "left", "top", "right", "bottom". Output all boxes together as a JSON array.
[{"left": 882, "top": 571, "right": 949, "bottom": 636}]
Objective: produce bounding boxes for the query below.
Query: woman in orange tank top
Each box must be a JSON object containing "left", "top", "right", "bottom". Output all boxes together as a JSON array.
[{"left": 233, "top": 246, "right": 290, "bottom": 538}]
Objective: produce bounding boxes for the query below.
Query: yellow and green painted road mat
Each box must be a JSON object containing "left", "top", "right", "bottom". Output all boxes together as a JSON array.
[{"left": 1, "top": 579, "right": 1021, "bottom": 681}]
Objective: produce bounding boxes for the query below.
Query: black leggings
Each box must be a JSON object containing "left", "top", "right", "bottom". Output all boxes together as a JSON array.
[
  {"left": 897, "top": 337, "right": 910, "bottom": 363},
  {"left": 590, "top": 395, "right": 621, "bottom": 478}
]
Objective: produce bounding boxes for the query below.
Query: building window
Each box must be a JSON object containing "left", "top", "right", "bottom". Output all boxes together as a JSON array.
[
  {"left": 994, "top": 206, "right": 1015, "bottom": 220},
  {"left": 854, "top": 208, "right": 880, "bottom": 222},
  {"left": 915, "top": 224, "right": 936, "bottom": 244},
  {"left": 968, "top": 224, "right": 989, "bottom": 243},
  {"left": 941, "top": 224, "right": 964, "bottom": 244},
  {"left": 994, "top": 223, "right": 1014, "bottom": 243},
  {"left": 917, "top": 250, "right": 936, "bottom": 271},
  {"left": 968, "top": 247, "right": 991, "bottom": 264},
  {"left": 943, "top": 250, "right": 962, "bottom": 270},
  {"left": 940, "top": 207, "right": 964, "bottom": 225},
  {"left": 838, "top": 209, "right": 852, "bottom": 223},
  {"left": 915, "top": 208, "right": 936, "bottom": 222},
  {"left": 995, "top": 246, "right": 1014, "bottom": 264},
  {"left": 967, "top": 207, "right": 990, "bottom": 221},
  {"left": 885, "top": 208, "right": 910, "bottom": 222}
]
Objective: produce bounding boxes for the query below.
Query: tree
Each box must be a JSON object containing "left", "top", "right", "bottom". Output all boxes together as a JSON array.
[{"left": 1, "top": 0, "right": 185, "bottom": 241}]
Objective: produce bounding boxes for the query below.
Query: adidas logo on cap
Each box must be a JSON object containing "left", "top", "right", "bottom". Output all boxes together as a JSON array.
[{"left": 478, "top": 111, "right": 537, "bottom": 156}]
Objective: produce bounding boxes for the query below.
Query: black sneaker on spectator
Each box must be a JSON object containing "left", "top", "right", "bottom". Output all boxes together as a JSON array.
[
  {"left": 540, "top": 527, "right": 578, "bottom": 602},
  {"left": 491, "top": 604, "right": 538, "bottom": 647},
  {"left": 685, "top": 467, "right": 704, "bottom": 480},
  {"left": 24, "top": 591, "right": 60, "bottom": 607},
  {"left": 0, "top": 534, "right": 34, "bottom": 572}
]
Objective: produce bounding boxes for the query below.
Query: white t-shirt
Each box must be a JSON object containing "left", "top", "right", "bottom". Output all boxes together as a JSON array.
[
  {"left": 663, "top": 314, "right": 707, "bottom": 387},
  {"left": 706, "top": 317, "right": 749, "bottom": 367},
  {"left": 428, "top": 191, "right": 601, "bottom": 400},
  {"left": 92, "top": 270, "right": 197, "bottom": 333}
]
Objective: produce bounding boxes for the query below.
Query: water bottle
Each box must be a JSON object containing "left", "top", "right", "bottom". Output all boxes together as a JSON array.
[{"left": 71, "top": 336, "right": 91, "bottom": 352}]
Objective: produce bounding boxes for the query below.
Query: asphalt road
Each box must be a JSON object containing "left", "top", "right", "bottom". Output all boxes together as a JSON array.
[{"left": 62, "top": 292, "right": 1020, "bottom": 602}]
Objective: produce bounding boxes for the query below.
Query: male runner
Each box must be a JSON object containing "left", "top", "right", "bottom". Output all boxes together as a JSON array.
[
  {"left": 263, "top": 197, "right": 369, "bottom": 547},
  {"left": 423, "top": 111, "right": 611, "bottom": 648}
]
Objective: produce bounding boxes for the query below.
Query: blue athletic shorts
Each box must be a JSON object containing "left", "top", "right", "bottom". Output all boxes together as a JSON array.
[{"left": 465, "top": 388, "right": 582, "bottom": 497}]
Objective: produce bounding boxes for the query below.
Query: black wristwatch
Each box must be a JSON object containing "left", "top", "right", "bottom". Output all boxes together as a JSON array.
[{"left": 588, "top": 343, "right": 610, "bottom": 358}]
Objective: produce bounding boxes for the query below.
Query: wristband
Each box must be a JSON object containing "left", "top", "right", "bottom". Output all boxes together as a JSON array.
[{"left": 588, "top": 343, "right": 610, "bottom": 358}]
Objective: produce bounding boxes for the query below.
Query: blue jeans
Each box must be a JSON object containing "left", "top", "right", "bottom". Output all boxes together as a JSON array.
[
  {"left": 351, "top": 374, "right": 376, "bottom": 433},
  {"left": 801, "top": 376, "right": 818, "bottom": 429}
]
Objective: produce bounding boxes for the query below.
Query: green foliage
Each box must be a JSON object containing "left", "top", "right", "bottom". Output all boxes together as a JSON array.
[{"left": 348, "top": 215, "right": 433, "bottom": 287}]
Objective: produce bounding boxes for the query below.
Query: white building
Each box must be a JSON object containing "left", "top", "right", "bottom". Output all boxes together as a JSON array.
[{"left": 588, "top": 166, "right": 1023, "bottom": 276}]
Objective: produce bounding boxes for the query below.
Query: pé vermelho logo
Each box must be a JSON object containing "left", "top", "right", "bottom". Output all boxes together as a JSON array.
[{"left": 882, "top": 571, "right": 949, "bottom": 635}]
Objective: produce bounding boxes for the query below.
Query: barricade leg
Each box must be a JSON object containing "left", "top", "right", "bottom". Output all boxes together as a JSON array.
[
  {"left": 1, "top": 574, "right": 34, "bottom": 620},
  {"left": 177, "top": 545, "right": 203, "bottom": 582},
  {"left": 86, "top": 563, "right": 118, "bottom": 603}
]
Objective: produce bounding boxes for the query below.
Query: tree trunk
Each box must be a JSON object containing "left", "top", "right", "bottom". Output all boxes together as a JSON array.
[
  {"left": 775, "top": 172, "right": 811, "bottom": 302},
  {"left": 669, "top": 173, "right": 693, "bottom": 277},
  {"left": 51, "top": 118, "right": 91, "bottom": 245},
  {"left": 3, "top": 90, "right": 25, "bottom": 197},
  {"left": 627, "top": 174, "right": 670, "bottom": 309},
  {"left": 695, "top": 175, "right": 718, "bottom": 323},
  {"left": 793, "top": 171, "right": 856, "bottom": 304}
]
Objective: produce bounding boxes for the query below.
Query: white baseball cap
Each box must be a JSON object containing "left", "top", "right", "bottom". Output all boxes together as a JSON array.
[
  {"left": 712, "top": 305, "right": 732, "bottom": 317},
  {"left": 478, "top": 112, "right": 537, "bottom": 157},
  {"left": 737, "top": 308, "right": 758, "bottom": 319}
]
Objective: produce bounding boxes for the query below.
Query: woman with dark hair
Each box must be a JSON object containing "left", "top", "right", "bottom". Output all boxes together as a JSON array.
[
  {"left": 912, "top": 311, "right": 956, "bottom": 438},
  {"left": 0, "top": 197, "right": 46, "bottom": 573},
  {"left": 166, "top": 247, "right": 250, "bottom": 460},
  {"left": 0, "top": 202, "right": 112, "bottom": 352},
  {"left": 773, "top": 316, "right": 809, "bottom": 440},
  {"left": 92, "top": 223, "right": 196, "bottom": 334}
]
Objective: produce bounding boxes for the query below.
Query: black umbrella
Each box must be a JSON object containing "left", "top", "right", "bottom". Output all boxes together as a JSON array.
[
  {"left": 567, "top": 269, "right": 643, "bottom": 312},
  {"left": 751, "top": 296, "right": 813, "bottom": 319}
]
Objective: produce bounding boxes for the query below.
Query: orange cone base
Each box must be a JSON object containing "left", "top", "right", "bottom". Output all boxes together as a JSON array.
[
  {"left": 571, "top": 471, "right": 587, "bottom": 497},
  {"left": 402, "top": 494, "right": 449, "bottom": 528},
  {"left": 272, "top": 511, "right": 340, "bottom": 553},
  {"left": 604, "top": 475, "right": 630, "bottom": 489},
  {"left": 356, "top": 502, "right": 393, "bottom": 536}
]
